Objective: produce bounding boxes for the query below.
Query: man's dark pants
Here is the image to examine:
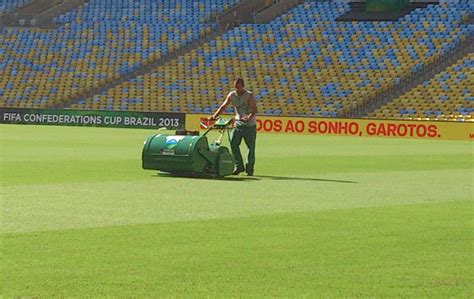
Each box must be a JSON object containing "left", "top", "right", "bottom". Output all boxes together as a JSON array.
[{"left": 231, "top": 125, "right": 256, "bottom": 174}]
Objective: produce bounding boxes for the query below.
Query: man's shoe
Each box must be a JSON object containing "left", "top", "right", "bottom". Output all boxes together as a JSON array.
[
  {"left": 233, "top": 166, "right": 245, "bottom": 175},
  {"left": 245, "top": 164, "right": 253, "bottom": 176}
]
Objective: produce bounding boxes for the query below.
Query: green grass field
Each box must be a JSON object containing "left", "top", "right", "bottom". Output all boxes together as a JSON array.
[{"left": 1, "top": 124, "right": 473, "bottom": 297}]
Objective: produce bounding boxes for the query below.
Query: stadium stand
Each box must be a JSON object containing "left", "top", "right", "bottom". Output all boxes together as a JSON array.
[
  {"left": 369, "top": 53, "right": 473, "bottom": 121},
  {"left": 0, "top": 0, "right": 239, "bottom": 108},
  {"left": 0, "top": 0, "right": 30, "bottom": 14},
  {"left": 71, "top": 1, "right": 473, "bottom": 118}
]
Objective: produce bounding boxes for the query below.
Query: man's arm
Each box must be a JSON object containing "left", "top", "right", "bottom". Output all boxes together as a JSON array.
[
  {"left": 241, "top": 93, "right": 257, "bottom": 121},
  {"left": 210, "top": 93, "right": 232, "bottom": 120}
]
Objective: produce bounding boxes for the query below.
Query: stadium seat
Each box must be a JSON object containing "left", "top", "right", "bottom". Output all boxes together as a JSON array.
[
  {"left": 0, "top": 0, "right": 240, "bottom": 108},
  {"left": 0, "top": 0, "right": 30, "bottom": 14},
  {"left": 370, "top": 53, "right": 473, "bottom": 121},
  {"left": 72, "top": 1, "right": 472, "bottom": 119}
]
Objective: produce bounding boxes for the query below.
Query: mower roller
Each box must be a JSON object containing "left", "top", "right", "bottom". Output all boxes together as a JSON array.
[{"left": 142, "top": 118, "right": 236, "bottom": 178}]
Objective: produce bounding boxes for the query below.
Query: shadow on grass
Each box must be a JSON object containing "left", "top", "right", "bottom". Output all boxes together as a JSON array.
[
  {"left": 152, "top": 173, "right": 260, "bottom": 182},
  {"left": 255, "top": 175, "right": 357, "bottom": 184},
  {"left": 153, "top": 173, "right": 356, "bottom": 184}
]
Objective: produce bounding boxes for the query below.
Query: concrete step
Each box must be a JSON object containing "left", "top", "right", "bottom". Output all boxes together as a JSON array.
[
  {"left": 1, "top": 0, "right": 87, "bottom": 28},
  {"left": 337, "top": 1, "right": 438, "bottom": 22},
  {"left": 254, "top": 0, "right": 305, "bottom": 24}
]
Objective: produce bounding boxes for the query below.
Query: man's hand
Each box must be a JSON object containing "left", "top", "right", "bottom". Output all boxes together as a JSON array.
[
  {"left": 208, "top": 115, "right": 217, "bottom": 121},
  {"left": 240, "top": 114, "right": 251, "bottom": 122}
]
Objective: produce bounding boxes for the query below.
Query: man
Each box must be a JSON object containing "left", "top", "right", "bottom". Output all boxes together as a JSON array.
[{"left": 209, "top": 78, "right": 257, "bottom": 176}]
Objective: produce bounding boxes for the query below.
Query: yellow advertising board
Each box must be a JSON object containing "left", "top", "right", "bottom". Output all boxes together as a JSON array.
[{"left": 186, "top": 114, "right": 473, "bottom": 141}]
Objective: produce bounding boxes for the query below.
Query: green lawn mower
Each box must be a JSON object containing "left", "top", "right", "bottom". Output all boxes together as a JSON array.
[{"left": 142, "top": 118, "right": 236, "bottom": 178}]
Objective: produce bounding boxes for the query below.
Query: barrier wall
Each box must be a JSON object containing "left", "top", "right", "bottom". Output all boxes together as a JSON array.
[
  {"left": 1, "top": 108, "right": 471, "bottom": 141},
  {"left": 186, "top": 114, "right": 473, "bottom": 141}
]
